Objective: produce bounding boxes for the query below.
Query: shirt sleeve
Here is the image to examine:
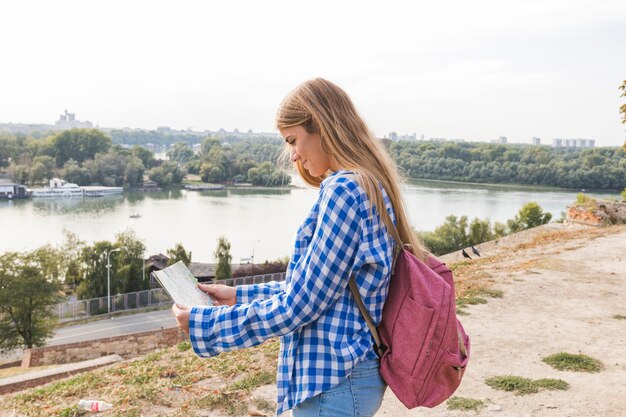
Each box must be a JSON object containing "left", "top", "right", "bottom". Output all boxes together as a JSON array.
[
  {"left": 237, "top": 281, "right": 285, "bottom": 303},
  {"left": 189, "top": 182, "right": 362, "bottom": 357}
]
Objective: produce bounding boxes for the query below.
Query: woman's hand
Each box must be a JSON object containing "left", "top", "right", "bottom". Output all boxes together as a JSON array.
[
  {"left": 198, "top": 284, "right": 236, "bottom": 306},
  {"left": 172, "top": 304, "right": 190, "bottom": 336}
]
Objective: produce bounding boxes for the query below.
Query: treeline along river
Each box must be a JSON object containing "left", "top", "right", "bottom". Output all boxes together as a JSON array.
[{"left": 0, "top": 180, "right": 616, "bottom": 263}]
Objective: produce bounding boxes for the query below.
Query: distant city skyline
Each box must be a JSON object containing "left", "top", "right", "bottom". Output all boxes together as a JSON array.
[
  {"left": 1, "top": 1, "right": 625, "bottom": 147},
  {"left": 0, "top": 110, "right": 611, "bottom": 148}
]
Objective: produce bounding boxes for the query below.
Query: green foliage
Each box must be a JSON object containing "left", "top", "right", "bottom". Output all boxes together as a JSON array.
[
  {"left": 166, "top": 243, "right": 192, "bottom": 266},
  {"left": 167, "top": 142, "right": 195, "bottom": 164},
  {"left": 60, "top": 231, "right": 86, "bottom": 290},
  {"left": 247, "top": 161, "right": 291, "bottom": 186},
  {"left": 621, "top": 188, "right": 626, "bottom": 202},
  {"left": 50, "top": 129, "right": 112, "bottom": 167},
  {"left": 0, "top": 133, "right": 17, "bottom": 168},
  {"left": 148, "top": 161, "right": 185, "bottom": 186},
  {"left": 542, "top": 353, "right": 603, "bottom": 372},
  {"left": 576, "top": 193, "right": 597, "bottom": 211},
  {"left": 446, "top": 396, "right": 485, "bottom": 411},
  {"left": 419, "top": 215, "right": 498, "bottom": 255},
  {"left": 485, "top": 375, "right": 569, "bottom": 395},
  {"left": 390, "top": 140, "right": 625, "bottom": 191},
  {"left": 507, "top": 202, "right": 552, "bottom": 233},
  {"left": 131, "top": 145, "right": 157, "bottom": 169},
  {"left": 77, "top": 231, "right": 146, "bottom": 300},
  {"left": 108, "top": 128, "right": 205, "bottom": 146},
  {"left": 0, "top": 251, "right": 64, "bottom": 351},
  {"left": 214, "top": 236, "right": 232, "bottom": 280},
  {"left": 619, "top": 80, "right": 626, "bottom": 127},
  {"left": 178, "top": 341, "right": 192, "bottom": 351}
]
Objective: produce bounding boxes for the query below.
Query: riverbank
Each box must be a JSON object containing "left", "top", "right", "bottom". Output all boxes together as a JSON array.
[{"left": 1, "top": 223, "right": 623, "bottom": 416}]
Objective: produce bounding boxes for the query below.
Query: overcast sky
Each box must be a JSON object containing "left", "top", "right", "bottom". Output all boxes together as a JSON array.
[{"left": 1, "top": 0, "right": 625, "bottom": 146}]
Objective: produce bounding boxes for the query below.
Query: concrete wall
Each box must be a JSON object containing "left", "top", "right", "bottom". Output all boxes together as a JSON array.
[{"left": 22, "top": 328, "right": 185, "bottom": 368}]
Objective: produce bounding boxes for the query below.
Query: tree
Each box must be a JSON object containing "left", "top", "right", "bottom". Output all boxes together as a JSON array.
[
  {"left": 131, "top": 145, "right": 157, "bottom": 169},
  {"left": 50, "top": 128, "right": 112, "bottom": 167},
  {"left": 0, "top": 251, "right": 64, "bottom": 352},
  {"left": 77, "top": 231, "right": 146, "bottom": 300},
  {"left": 8, "top": 163, "right": 29, "bottom": 184},
  {"left": 507, "top": 202, "right": 552, "bottom": 233},
  {"left": 418, "top": 215, "right": 469, "bottom": 255},
  {"left": 124, "top": 156, "right": 145, "bottom": 187},
  {"left": 214, "top": 236, "right": 232, "bottom": 280},
  {"left": 167, "top": 243, "right": 192, "bottom": 266},
  {"left": 113, "top": 231, "right": 147, "bottom": 294},
  {"left": 619, "top": 80, "right": 626, "bottom": 152},
  {"left": 77, "top": 241, "right": 115, "bottom": 301},
  {"left": 167, "top": 142, "right": 195, "bottom": 164},
  {"left": 0, "top": 134, "right": 16, "bottom": 168},
  {"left": 60, "top": 231, "right": 86, "bottom": 290},
  {"left": 148, "top": 161, "right": 185, "bottom": 186},
  {"left": 61, "top": 159, "right": 90, "bottom": 185},
  {"left": 30, "top": 155, "right": 56, "bottom": 184}
]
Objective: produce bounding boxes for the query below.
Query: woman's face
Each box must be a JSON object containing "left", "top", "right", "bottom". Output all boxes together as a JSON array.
[{"left": 280, "top": 125, "right": 338, "bottom": 177}]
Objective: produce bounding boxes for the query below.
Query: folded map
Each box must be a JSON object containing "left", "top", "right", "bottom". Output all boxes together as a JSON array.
[{"left": 151, "top": 261, "right": 213, "bottom": 307}]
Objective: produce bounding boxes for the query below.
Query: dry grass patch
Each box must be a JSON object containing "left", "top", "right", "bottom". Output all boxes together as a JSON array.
[
  {"left": 1, "top": 339, "right": 280, "bottom": 417},
  {"left": 446, "top": 396, "right": 486, "bottom": 411},
  {"left": 542, "top": 353, "right": 603, "bottom": 373},
  {"left": 485, "top": 375, "right": 569, "bottom": 396}
]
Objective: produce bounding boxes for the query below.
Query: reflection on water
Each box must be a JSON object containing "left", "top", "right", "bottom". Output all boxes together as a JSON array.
[
  {"left": 226, "top": 187, "right": 292, "bottom": 197},
  {"left": 32, "top": 195, "right": 124, "bottom": 215},
  {"left": 126, "top": 189, "right": 183, "bottom": 203},
  {"left": 0, "top": 183, "right": 618, "bottom": 263}
]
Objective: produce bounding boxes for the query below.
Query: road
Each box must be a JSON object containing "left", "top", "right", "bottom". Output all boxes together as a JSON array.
[
  {"left": 49, "top": 309, "right": 178, "bottom": 346},
  {"left": 1, "top": 310, "right": 178, "bottom": 363}
]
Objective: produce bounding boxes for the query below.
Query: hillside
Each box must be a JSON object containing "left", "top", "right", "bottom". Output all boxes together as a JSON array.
[{"left": 0, "top": 224, "right": 624, "bottom": 417}]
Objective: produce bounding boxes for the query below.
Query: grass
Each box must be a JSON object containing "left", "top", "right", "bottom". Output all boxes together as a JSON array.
[
  {"left": 613, "top": 314, "right": 626, "bottom": 320},
  {"left": 446, "top": 396, "right": 485, "bottom": 411},
  {"left": 485, "top": 375, "right": 569, "bottom": 395},
  {"left": 455, "top": 286, "right": 504, "bottom": 314},
  {"left": 542, "top": 353, "right": 603, "bottom": 372},
  {"left": 1, "top": 339, "right": 281, "bottom": 417}
]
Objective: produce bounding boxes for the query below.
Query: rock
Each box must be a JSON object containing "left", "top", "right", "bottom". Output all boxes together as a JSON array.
[{"left": 488, "top": 404, "right": 502, "bottom": 411}]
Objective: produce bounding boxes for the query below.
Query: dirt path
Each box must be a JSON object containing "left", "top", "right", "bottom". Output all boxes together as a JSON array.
[{"left": 374, "top": 225, "right": 626, "bottom": 417}]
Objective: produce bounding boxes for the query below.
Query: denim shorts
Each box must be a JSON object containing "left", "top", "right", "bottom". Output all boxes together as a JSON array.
[{"left": 292, "top": 359, "right": 387, "bottom": 417}]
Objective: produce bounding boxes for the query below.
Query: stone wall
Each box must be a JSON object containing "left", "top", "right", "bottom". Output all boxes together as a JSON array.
[
  {"left": 567, "top": 200, "right": 626, "bottom": 226},
  {"left": 22, "top": 327, "right": 185, "bottom": 368}
]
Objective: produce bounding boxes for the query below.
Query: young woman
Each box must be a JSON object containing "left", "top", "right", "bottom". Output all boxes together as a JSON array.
[{"left": 172, "top": 78, "right": 426, "bottom": 416}]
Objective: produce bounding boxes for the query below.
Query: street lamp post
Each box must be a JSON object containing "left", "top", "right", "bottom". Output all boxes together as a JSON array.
[
  {"left": 106, "top": 248, "right": 121, "bottom": 315},
  {"left": 251, "top": 240, "right": 261, "bottom": 264}
]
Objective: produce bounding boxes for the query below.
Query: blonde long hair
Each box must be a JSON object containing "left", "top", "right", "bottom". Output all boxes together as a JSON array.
[{"left": 276, "top": 78, "right": 427, "bottom": 260}]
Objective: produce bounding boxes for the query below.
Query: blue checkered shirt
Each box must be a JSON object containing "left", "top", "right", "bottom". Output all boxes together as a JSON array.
[{"left": 189, "top": 170, "right": 395, "bottom": 415}]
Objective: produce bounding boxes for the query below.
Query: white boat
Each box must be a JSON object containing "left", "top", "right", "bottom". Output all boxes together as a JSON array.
[
  {"left": 82, "top": 186, "right": 124, "bottom": 197},
  {"left": 30, "top": 178, "right": 124, "bottom": 198},
  {"left": 30, "top": 179, "right": 84, "bottom": 198}
]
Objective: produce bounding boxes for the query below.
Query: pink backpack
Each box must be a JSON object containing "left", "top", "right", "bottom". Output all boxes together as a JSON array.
[{"left": 349, "top": 232, "right": 470, "bottom": 408}]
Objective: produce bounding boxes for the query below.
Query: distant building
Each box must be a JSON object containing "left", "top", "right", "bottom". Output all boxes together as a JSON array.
[
  {"left": 388, "top": 131, "right": 398, "bottom": 141},
  {"left": 532, "top": 137, "right": 541, "bottom": 145},
  {"left": 552, "top": 138, "right": 595, "bottom": 148},
  {"left": 491, "top": 136, "right": 507, "bottom": 144},
  {"left": 55, "top": 110, "right": 92, "bottom": 129}
]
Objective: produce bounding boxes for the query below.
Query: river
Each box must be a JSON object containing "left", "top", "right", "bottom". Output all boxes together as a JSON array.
[{"left": 0, "top": 180, "right": 615, "bottom": 263}]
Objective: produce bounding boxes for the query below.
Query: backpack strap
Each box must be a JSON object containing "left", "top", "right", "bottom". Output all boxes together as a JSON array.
[{"left": 348, "top": 276, "right": 386, "bottom": 358}]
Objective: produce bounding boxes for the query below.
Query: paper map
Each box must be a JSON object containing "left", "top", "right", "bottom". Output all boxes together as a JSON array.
[{"left": 151, "top": 261, "right": 213, "bottom": 307}]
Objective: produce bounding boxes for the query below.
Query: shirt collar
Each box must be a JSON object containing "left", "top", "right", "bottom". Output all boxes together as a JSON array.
[{"left": 320, "top": 169, "right": 353, "bottom": 189}]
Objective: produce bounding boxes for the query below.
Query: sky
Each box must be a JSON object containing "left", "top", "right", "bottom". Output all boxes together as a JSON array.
[{"left": 1, "top": 0, "right": 625, "bottom": 146}]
